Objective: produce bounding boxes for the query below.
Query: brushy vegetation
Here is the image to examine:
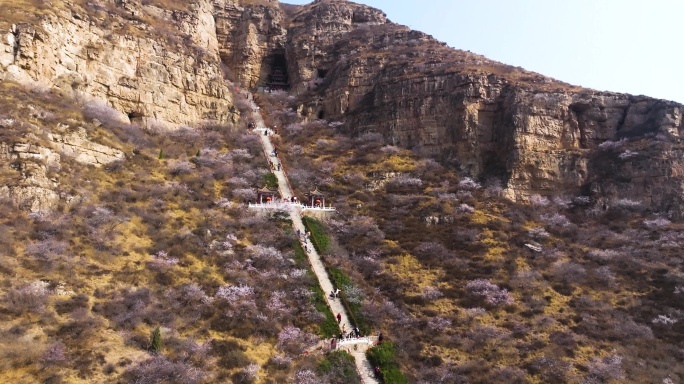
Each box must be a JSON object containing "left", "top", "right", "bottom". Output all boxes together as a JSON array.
[
  {"left": 3, "top": 4, "right": 684, "bottom": 378},
  {"left": 302, "top": 216, "right": 370, "bottom": 334},
  {"left": 302, "top": 216, "right": 331, "bottom": 254},
  {"left": 0, "top": 82, "right": 346, "bottom": 383},
  {"left": 263, "top": 172, "right": 279, "bottom": 190},
  {"left": 317, "top": 350, "right": 361, "bottom": 384},
  {"left": 366, "top": 342, "right": 408, "bottom": 384},
  {"left": 293, "top": 240, "right": 338, "bottom": 338},
  {"left": 327, "top": 266, "right": 370, "bottom": 336},
  {"left": 257, "top": 89, "right": 684, "bottom": 383}
]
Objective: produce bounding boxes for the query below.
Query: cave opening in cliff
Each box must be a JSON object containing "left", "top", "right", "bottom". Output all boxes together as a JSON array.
[
  {"left": 128, "top": 111, "right": 144, "bottom": 125},
  {"left": 263, "top": 50, "right": 289, "bottom": 91},
  {"left": 317, "top": 68, "right": 328, "bottom": 78},
  {"left": 318, "top": 110, "right": 325, "bottom": 119}
]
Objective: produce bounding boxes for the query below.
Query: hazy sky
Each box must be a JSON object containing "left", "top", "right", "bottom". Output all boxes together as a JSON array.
[{"left": 285, "top": 0, "right": 684, "bottom": 103}]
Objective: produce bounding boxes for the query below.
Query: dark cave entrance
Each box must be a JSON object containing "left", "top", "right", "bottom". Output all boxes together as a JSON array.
[
  {"left": 128, "top": 111, "right": 144, "bottom": 125},
  {"left": 262, "top": 49, "right": 289, "bottom": 91}
]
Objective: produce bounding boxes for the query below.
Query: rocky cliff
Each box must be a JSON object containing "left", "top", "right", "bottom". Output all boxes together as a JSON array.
[
  {"left": 221, "top": 0, "right": 684, "bottom": 216},
  {"left": 0, "top": 0, "right": 235, "bottom": 127},
  {"left": 2, "top": 0, "right": 683, "bottom": 215}
]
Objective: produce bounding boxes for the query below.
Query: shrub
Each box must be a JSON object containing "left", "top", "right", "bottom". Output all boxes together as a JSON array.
[
  {"left": 458, "top": 203, "right": 475, "bottom": 213},
  {"left": 421, "top": 286, "right": 444, "bottom": 301},
  {"left": 318, "top": 350, "right": 360, "bottom": 384},
  {"left": 294, "top": 369, "right": 318, "bottom": 384},
  {"left": 168, "top": 160, "right": 194, "bottom": 176},
  {"left": 540, "top": 213, "right": 572, "bottom": 228},
  {"left": 584, "top": 354, "right": 624, "bottom": 383},
  {"left": 552, "top": 261, "right": 586, "bottom": 285},
  {"left": 366, "top": 342, "right": 407, "bottom": 384},
  {"left": 3, "top": 281, "right": 50, "bottom": 314},
  {"left": 465, "top": 279, "right": 514, "bottom": 307},
  {"left": 123, "top": 356, "right": 205, "bottom": 384},
  {"left": 644, "top": 217, "right": 671, "bottom": 230},
  {"left": 427, "top": 316, "right": 451, "bottom": 331},
  {"left": 414, "top": 242, "right": 452, "bottom": 261},
  {"left": 302, "top": 216, "right": 330, "bottom": 254},
  {"left": 586, "top": 249, "right": 621, "bottom": 262},
  {"left": 277, "top": 326, "right": 317, "bottom": 355},
  {"left": 598, "top": 138, "right": 627, "bottom": 150},
  {"left": 263, "top": 172, "right": 278, "bottom": 189},
  {"left": 458, "top": 177, "right": 481, "bottom": 190},
  {"left": 530, "top": 194, "right": 550, "bottom": 206},
  {"left": 215, "top": 284, "right": 255, "bottom": 303},
  {"left": 652, "top": 315, "right": 678, "bottom": 326},
  {"left": 529, "top": 356, "right": 574, "bottom": 383},
  {"left": 41, "top": 341, "right": 68, "bottom": 366},
  {"left": 618, "top": 150, "right": 639, "bottom": 160},
  {"left": 232, "top": 363, "right": 259, "bottom": 384},
  {"left": 25, "top": 239, "right": 68, "bottom": 262},
  {"left": 211, "top": 340, "right": 250, "bottom": 370},
  {"left": 612, "top": 199, "right": 642, "bottom": 211},
  {"left": 149, "top": 326, "right": 162, "bottom": 354},
  {"left": 465, "top": 326, "right": 511, "bottom": 350},
  {"left": 54, "top": 293, "right": 90, "bottom": 315},
  {"left": 529, "top": 227, "right": 550, "bottom": 240}
]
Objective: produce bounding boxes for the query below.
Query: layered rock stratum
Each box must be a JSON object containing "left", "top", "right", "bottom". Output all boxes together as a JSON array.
[{"left": 1, "top": 0, "right": 683, "bottom": 215}]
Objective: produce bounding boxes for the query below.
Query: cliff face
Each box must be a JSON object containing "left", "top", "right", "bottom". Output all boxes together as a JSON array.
[
  {"left": 0, "top": 0, "right": 235, "bottom": 127},
  {"left": 241, "top": 0, "right": 684, "bottom": 215},
  {"left": 213, "top": 0, "right": 288, "bottom": 88},
  {"left": 1, "top": 0, "right": 683, "bottom": 215}
]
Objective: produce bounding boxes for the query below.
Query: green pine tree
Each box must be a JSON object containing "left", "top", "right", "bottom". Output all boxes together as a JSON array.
[
  {"left": 158, "top": 149, "right": 164, "bottom": 160},
  {"left": 149, "top": 326, "right": 162, "bottom": 354}
]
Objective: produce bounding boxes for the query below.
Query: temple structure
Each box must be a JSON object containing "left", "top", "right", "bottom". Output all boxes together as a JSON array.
[
  {"left": 256, "top": 187, "right": 278, "bottom": 204},
  {"left": 305, "top": 187, "right": 326, "bottom": 208}
]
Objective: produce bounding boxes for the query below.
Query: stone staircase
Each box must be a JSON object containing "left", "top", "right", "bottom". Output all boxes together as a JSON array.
[{"left": 249, "top": 101, "right": 380, "bottom": 384}]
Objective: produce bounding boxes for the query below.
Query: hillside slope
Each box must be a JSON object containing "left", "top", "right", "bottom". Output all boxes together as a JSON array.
[{"left": 0, "top": 1, "right": 683, "bottom": 383}]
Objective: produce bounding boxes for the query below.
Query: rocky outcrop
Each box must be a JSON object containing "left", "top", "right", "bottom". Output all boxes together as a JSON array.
[
  {"left": 2, "top": 0, "right": 683, "bottom": 215},
  {"left": 0, "top": 0, "right": 235, "bottom": 127},
  {"left": 254, "top": 1, "right": 684, "bottom": 215},
  {"left": 284, "top": 0, "right": 387, "bottom": 93},
  {"left": 0, "top": 141, "right": 60, "bottom": 212},
  {"left": 213, "top": 0, "right": 287, "bottom": 88},
  {"left": 0, "top": 121, "right": 124, "bottom": 212},
  {"left": 49, "top": 126, "right": 125, "bottom": 167}
]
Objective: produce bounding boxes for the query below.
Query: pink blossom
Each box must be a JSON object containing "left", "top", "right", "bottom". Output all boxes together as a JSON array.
[
  {"left": 466, "top": 279, "right": 514, "bottom": 306},
  {"left": 215, "top": 284, "right": 254, "bottom": 302}
]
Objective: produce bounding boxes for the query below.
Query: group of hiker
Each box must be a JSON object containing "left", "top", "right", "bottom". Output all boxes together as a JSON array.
[
  {"left": 329, "top": 330, "right": 385, "bottom": 350},
  {"left": 269, "top": 159, "right": 281, "bottom": 171}
]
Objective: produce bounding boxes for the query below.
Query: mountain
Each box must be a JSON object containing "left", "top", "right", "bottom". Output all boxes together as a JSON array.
[{"left": 0, "top": 1, "right": 682, "bottom": 383}]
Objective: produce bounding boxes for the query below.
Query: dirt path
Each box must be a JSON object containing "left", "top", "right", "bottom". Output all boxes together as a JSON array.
[{"left": 250, "top": 103, "right": 379, "bottom": 384}]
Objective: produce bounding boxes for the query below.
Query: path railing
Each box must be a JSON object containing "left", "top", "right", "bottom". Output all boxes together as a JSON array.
[{"left": 332, "top": 336, "right": 379, "bottom": 350}]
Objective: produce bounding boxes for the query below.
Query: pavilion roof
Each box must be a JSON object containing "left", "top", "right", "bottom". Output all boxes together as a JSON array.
[
  {"left": 305, "top": 187, "right": 325, "bottom": 196},
  {"left": 256, "top": 186, "right": 277, "bottom": 193}
]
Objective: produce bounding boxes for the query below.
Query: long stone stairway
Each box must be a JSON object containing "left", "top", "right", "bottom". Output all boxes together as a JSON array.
[{"left": 248, "top": 102, "right": 380, "bottom": 384}]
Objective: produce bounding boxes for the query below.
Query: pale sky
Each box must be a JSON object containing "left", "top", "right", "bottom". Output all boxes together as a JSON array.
[{"left": 285, "top": 0, "right": 684, "bottom": 103}]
